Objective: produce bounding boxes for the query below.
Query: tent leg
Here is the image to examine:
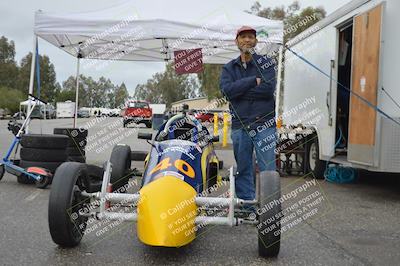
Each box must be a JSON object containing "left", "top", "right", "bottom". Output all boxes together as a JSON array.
[
  {"left": 73, "top": 57, "right": 80, "bottom": 128},
  {"left": 26, "top": 36, "right": 38, "bottom": 134},
  {"left": 275, "top": 45, "right": 284, "bottom": 119}
]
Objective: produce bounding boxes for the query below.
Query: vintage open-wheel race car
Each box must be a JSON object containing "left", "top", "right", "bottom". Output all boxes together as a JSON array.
[{"left": 48, "top": 111, "right": 282, "bottom": 257}]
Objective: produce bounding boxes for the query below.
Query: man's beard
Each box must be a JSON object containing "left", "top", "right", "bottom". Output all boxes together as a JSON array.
[{"left": 239, "top": 46, "right": 256, "bottom": 54}]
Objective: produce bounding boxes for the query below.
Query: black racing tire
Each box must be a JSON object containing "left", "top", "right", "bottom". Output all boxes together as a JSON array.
[
  {"left": 67, "top": 147, "right": 86, "bottom": 157},
  {"left": 20, "top": 147, "right": 68, "bottom": 162},
  {"left": 0, "top": 164, "right": 4, "bottom": 181},
  {"left": 145, "top": 121, "right": 152, "bottom": 128},
  {"left": 258, "top": 171, "right": 281, "bottom": 258},
  {"left": 20, "top": 160, "right": 64, "bottom": 173},
  {"left": 68, "top": 156, "right": 86, "bottom": 163},
  {"left": 17, "top": 174, "right": 35, "bottom": 184},
  {"left": 68, "top": 139, "right": 87, "bottom": 148},
  {"left": 130, "top": 151, "right": 147, "bottom": 161},
  {"left": 306, "top": 136, "right": 327, "bottom": 179},
  {"left": 110, "top": 144, "right": 131, "bottom": 191},
  {"left": 54, "top": 128, "right": 88, "bottom": 138},
  {"left": 20, "top": 134, "right": 69, "bottom": 149},
  {"left": 48, "top": 162, "right": 89, "bottom": 247}
]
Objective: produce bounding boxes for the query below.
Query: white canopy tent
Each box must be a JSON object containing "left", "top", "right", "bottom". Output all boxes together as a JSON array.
[
  {"left": 20, "top": 99, "right": 45, "bottom": 106},
  {"left": 29, "top": 0, "right": 284, "bottom": 128}
]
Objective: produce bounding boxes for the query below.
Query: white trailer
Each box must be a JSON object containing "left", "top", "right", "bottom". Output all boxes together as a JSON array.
[
  {"left": 56, "top": 101, "right": 75, "bottom": 118},
  {"left": 278, "top": 0, "right": 400, "bottom": 177}
]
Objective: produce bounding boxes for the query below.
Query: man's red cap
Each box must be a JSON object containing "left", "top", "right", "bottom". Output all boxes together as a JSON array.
[{"left": 236, "top": 26, "right": 257, "bottom": 39}]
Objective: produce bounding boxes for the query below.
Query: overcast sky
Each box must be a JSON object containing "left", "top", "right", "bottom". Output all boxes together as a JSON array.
[{"left": 0, "top": 0, "right": 351, "bottom": 95}]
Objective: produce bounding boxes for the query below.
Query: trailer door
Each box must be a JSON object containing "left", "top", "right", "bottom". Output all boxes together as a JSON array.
[{"left": 348, "top": 4, "right": 383, "bottom": 166}]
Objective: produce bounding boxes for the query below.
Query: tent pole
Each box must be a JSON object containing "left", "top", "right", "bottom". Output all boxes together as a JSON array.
[
  {"left": 26, "top": 36, "right": 38, "bottom": 134},
  {"left": 73, "top": 56, "right": 80, "bottom": 128},
  {"left": 275, "top": 45, "right": 284, "bottom": 120}
]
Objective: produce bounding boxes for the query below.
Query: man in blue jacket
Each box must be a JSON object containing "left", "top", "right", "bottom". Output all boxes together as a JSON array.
[{"left": 220, "top": 26, "right": 277, "bottom": 201}]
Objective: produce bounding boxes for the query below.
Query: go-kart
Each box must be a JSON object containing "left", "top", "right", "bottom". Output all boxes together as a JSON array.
[{"left": 48, "top": 111, "right": 282, "bottom": 257}]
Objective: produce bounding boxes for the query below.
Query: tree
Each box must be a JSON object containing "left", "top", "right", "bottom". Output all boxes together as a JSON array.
[
  {"left": 134, "top": 63, "right": 200, "bottom": 107},
  {"left": 0, "top": 86, "right": 25, "bottom": 113},
  {"left": 18, "top": 53, "right": 58, "bottom": 103},
  {"left": 114, "top": 82, "right": 130, "bottom": 108},
  {"left": 249, "top": 1, "right": 326, "bottom": 42},
  {"left": 197, "top": 64, "right": 223, "bottom": 99},
  {"left": 0, "top": 36, "right": 19, "bottom": 90}
]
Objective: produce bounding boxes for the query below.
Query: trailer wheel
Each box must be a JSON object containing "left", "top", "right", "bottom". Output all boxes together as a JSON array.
[
  {"left": 48, "top": 162, "right": 89, "bottom": 247},
  {"left": 0, "top": 164, "right": 4, "bottom": 181},
  {"left": 258, "top": 171, "right": 281, "bottom": 258},
  {"left": 306, "top": 137, "right": 326, "bottom": 179},
  {"left": 110, "top": 145, "right": 131, "bottom": 191}
]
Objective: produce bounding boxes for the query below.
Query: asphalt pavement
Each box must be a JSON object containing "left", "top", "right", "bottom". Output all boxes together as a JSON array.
[{"left": 0, "top": 118, "right": 399, "bottom": 265}]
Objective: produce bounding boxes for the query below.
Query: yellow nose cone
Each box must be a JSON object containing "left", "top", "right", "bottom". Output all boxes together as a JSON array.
[{"left": 137, "top": 175, "right": 198, "bottom": 247}]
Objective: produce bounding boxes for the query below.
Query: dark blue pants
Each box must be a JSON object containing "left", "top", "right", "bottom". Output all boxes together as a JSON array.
[{"left": 231, "top": 127, "right": 276, "bottom": 200}]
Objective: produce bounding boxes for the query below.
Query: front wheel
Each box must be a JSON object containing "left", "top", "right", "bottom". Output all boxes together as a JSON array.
[
  {"left": 48, "top": 162, "right": 89, "bottom": 247},
  {"left": 257, "top": 171, "right": 281, "bottom": 258}
]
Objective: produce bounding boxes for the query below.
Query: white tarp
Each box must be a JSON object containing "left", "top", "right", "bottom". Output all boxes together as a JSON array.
[{"left": 34, "top": 0, "right": 283, "bottom": 64}]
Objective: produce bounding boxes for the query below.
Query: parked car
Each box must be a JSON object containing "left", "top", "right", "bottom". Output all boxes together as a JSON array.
[
  {"left": 122, "top": 100, "right": 152, "bottom": 128},
  {"left": 31, "top": 105, "right": 56, "bottom": 119},
  {"left": 77, "top": 109, "right": 90, "bottom": 118}
]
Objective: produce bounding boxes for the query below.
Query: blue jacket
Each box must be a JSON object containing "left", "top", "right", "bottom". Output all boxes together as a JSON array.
[{"left": 220, "top": 54, "right": 277, "bottom": 130}]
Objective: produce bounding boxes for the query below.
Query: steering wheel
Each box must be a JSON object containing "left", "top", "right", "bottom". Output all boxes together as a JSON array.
[{"left": 158, "top": 113, "right": 203, "bottom": 141}]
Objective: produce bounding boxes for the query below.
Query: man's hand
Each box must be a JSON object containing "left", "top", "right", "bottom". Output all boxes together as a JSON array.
[{"left": 256, "top": 77, "right": 262, "bottom": 86}]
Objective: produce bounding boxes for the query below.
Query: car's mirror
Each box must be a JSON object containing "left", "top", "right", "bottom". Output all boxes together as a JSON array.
[
  {"left": 212, "top": 135, "right": 219, "bottom": 143},
  {"left": 138, "top": 132, "right": 153, "bottom": 140}
]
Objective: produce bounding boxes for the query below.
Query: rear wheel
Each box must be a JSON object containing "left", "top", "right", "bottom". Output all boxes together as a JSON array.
[
  {"left": 258, "top": 171, "right": 281, "bottom": 258},
  {"left": 48, "top": 162, "right": 89, "bottom": 247}
]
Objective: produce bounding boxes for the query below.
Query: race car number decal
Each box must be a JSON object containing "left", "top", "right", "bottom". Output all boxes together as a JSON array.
[{"left": 149, "top": 157, "right": 195, "bottom": 178}]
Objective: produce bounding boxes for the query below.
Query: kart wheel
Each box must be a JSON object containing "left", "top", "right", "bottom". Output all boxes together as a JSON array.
[
  {"left": 68, "top": 156, "right": 86, "bottom": 163},
  {"left": 145, "top": 121, "right": 152, "bottom": 128},
  {"left": 67, "top": 147, "right": 86, "bottom": 156},
  {"left": 54, "top": 128, "right": 88, "bottom": 138},
  {"left": 21, "top": 134, "right": 69, "bottom": 149},
  {"left": 258, "top": 171, "right": 281, "bottom": 258},
  {"left": 35, "top": 175, "right": 51, "bottom": 189},
  {"left": 20, "top": 147, "right": 68, "bottom": 162},
  {"left": 0, "top": 164, "right": 4, "bottom": 181},
  {"left": 110, "top": 144, "right": 131, "bottom": 191},
  {"left": 48, "top": 162, "right": 89, "bottom": 247}
]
